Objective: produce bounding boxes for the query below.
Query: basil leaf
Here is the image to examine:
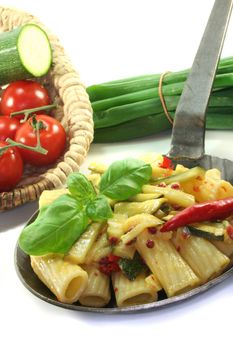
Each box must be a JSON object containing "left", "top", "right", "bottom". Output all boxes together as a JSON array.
[
  {"left": 119, "top": 252, "right": 147, "bottom": 281},
  {"left": 99, "top": 158, "right": 152, "bottom": 200},
  {"left": 86, "top": 195, "right": 113, "bottom": 222},
  {"left": 19, "top": 194, "right": 89, "bottom": 256},
  {"left": 36, "top": 204, "right": 49, "bottom": 218},
  {"left": 67, "top": 172, "right": 96, "bottom": 203}
]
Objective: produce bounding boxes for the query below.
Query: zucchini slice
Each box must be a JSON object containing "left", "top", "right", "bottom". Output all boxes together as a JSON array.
[
  {"left": 152, "top": 166, "right": 205, "bottom": 185},
  {"left": 0, "top": 24, "right": 52, "bottom": 85},
  {"left": 187, "top": 223, "right": 225, "bottom": 241}
]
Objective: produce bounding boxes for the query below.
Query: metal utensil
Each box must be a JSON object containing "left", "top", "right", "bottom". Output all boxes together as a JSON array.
[{"left": 168, "top": 0, "right": 233, "bottom": 184}]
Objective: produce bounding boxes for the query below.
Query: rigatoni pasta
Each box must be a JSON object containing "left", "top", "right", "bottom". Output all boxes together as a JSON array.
[
  {"left": 27, "top": 154, "right": 233, "bottom": 308},
  {"left": 172, "top": 234, "right": 230, "bottom": 283},
  {"left": 112, "top": 272, "right": 158, "bottom": 307},
  {"left": 136, "top": 231, "right": 200, "bottom": 296},
  {"left": 213, "top": 240, "right": 233, "bottom": 257},
  {"left": 79, "top": 265, "right": 111, "bottom": 307},
  {"left": 85, "top": 230, "right": 112, "bottom": 265},
  {"left": 65, "top": 223, "right": 103, "bottom": 264},
  {"left": 30, "top": 255, "right": 88, "bottom": 304}
]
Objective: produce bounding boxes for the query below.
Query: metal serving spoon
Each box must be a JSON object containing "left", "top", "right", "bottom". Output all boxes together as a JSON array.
[{"left": 168, "top": 0, "right": 233, "bottom": 184}]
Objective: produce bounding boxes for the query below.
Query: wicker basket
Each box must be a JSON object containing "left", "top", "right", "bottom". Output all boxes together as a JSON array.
[{"left": 0, "top": 7, "right": 93, "bottom": 211}]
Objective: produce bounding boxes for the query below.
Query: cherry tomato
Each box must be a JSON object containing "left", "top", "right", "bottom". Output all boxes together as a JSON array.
[
  {"left": 0, "top": 116, "right": 20, "bottom": 141},
  {"left": 0, "top": 141, "right": 24, "bottom": 192},
  {"left": 14, "top": 115, "right": 66, "bottom": 167},
  {"left": 1, "top": 80, "right": 50, "bottom": 119}
]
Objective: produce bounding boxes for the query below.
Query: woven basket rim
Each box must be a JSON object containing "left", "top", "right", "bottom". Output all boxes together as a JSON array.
[{"left": 0, "top": 7, "right": 93, "bottom": 211}]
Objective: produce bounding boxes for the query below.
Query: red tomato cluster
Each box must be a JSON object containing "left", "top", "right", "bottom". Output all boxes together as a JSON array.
[{"left": 0, "top": 80, "right": 66, "bottom": 192}]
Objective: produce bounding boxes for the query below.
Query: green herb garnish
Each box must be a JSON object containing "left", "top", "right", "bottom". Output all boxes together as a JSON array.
[
  {"left": 118, "top": 252, "right": 147, "bottom": 281},
  {"left": 19, "top": 194, "right": 89, "bottom": 256},
  {"left": 67, "top": 172, "right": 96, "bottom": 204},
  {"left": 99, "top": 158, "right": 152, "bottom": 200},
  {"left": 19, "top": 158, "right": 152, "bottom": 256}
]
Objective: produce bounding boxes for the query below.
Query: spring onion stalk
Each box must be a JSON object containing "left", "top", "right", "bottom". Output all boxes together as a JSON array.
[{"left": 87, "top": 56, "right": 233, "bottom": 142}]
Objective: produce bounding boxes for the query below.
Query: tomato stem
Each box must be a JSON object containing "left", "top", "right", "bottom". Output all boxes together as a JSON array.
[
  {"left": 10, "top": 103, "right": 57, "bottom": 122},
  {"left": 0, "top": 121, "right": 48, "bottom": 156}
]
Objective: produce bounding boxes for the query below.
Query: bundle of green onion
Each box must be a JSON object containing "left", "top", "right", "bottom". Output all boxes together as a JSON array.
[{"left": 87, "top": 57, "right": 233, "bottom": 143}]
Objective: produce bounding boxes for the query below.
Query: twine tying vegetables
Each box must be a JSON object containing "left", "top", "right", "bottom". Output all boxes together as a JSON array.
[{"left": 158, "top": 71, "right": 173, "bottom": 125}]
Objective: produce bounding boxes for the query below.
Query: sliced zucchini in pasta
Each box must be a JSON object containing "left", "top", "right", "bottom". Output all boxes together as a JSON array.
[
  {"left": 114, "top": 198, "right": 167, "bottom": 216},
  {"left": 152, "top": 166, "right": 205, "bottom": 185},
  {"left": 128, "top": 193, "right": 162, "bottom": 202},
  {"left": 142, "top": 185, "right": 195, "bottom": 207},
  {"left": 187, "top": 222, "right": 225, "bottom": 241}
]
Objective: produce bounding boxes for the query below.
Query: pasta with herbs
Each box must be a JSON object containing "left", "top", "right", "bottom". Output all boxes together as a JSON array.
[{"left": 28, "top": 154, "right": 233, "bottom": 308}]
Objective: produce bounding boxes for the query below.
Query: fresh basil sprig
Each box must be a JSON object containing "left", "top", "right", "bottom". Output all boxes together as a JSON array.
[
  {"left": 19, "top": 158, "right": 152, "bottom": 256},
  {"left": 100, "top": 158, "right": 152, "bottom": 200},
  {"left": 67, "top": 172, "right": 96, "bottom": 204},
  {"left": 19, "top": 194, "right": 89, "bottom": 256},
  {"left": 86, "top": 195, "right": 113, "bottom": 222}
]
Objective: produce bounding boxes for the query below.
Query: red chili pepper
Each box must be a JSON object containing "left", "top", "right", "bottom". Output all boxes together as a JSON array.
[
  {"left": 159, "top": 156, "right": 174, "bottom": 169},
  {"left": 160, "top": 197, "right": 233, "bottom": 232}
]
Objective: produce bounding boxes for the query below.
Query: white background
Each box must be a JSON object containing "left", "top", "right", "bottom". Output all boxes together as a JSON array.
[{"left": 1, "top": 1, "right": 233, "bottom": 349}]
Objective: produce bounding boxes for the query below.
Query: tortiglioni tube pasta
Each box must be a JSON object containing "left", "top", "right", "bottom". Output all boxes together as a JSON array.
[
  {"left": 30, "top": 255, "right": 88, "bottom": 304},
  {"left": 26, "top": 154, "right": 233, "bottom": 308}
]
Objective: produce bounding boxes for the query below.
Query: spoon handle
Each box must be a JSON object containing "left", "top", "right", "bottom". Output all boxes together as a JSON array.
[{"left": 169, "top": 0, "right": 233, "bottom": 161}]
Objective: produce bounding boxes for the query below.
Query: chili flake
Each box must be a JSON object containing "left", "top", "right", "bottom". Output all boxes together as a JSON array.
[
  {"left": 148, "top": 227, "right": 157, "bottom": 234},
  {"left": 109, "top": 236, "right": 119, "bottom": 245},
  {"left": 146, "top": 239, "right": 155, "bottom": 248},
  {"left": 158, "top": 182, "right": 167, "bottom": 187},
  {"left": 226, "top": 225, "right": 233, "bottom": 240},
  {"left": 99, "top": 254, "right": 120, "bottom": 275},
  {"left": 171, "top": 183, "right": 180, "bottom": 190}
]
